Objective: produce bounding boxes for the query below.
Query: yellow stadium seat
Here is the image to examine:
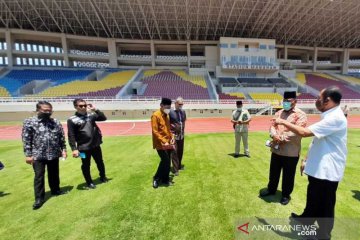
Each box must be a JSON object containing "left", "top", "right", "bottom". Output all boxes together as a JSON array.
[
  {"left": 228, "top": 92, "right": 246, "bottom": 99},
  {"left": 296, "top": 73, "right": 306, "bottom": 84},
  {"left": 171, "top": 70, "right": 208, "bottom": 88},
  {"left": 0, "top": 86, "right": 11, "bottom": 97},
  {"left": 33, "top": 70, "right": 136, "bottom": 97},
  {"left": 249, "top": 93, "right": 283, "bottom": 105}
]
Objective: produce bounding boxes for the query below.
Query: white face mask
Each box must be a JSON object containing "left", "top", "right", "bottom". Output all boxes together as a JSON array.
[
  {"left": 178, "top": 106, "right": 183, "bottom": 110},
  {"left": 237, "top": 107, "right": 242, "bottom": 111},
  {"left": 163, "top": 109, "right": 170, "bottom": 114}
]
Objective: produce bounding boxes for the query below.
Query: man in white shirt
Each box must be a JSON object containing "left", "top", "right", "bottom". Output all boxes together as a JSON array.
[
  {"left": 273, "top": 86, "right": 347, "bottom": 240},
  {"left": 231, "top": 101, "right": 251, "bottom": 158}
]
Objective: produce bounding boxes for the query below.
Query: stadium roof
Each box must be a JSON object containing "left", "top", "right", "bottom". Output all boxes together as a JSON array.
[{"left": 1, "top": 0, "right": 360, "bottom": 48}]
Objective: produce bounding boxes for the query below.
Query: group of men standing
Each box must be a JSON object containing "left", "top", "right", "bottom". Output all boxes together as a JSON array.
[
  {"left": 228, "top": 88, "right": 347, "bottom": 239},
  {"left": 259, "top": 87, "right": 347, "bottom": 239},
  {"left": 22, "top": 99, "right": 108, "bottom": 210},
  {"left": 22, "top": 86, "right": 348, "bottom": 239},
  {"left": 151, "top": 97, "right": 186, "bottom": 188}
]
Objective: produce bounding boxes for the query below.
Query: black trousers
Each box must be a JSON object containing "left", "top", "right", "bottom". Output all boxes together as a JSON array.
[
  {"left": 301, "top": 176, "right": 339, "bottom": 240},
  {"left": 267, "top": 153, "right": 299, "bottom": 197},
  {"left": 176, "top": 138, "right": 185, "bottom": 166},
  {"left": 33, "top": 159, "right": 60, "bottom": 200},
  {"left": 171, "top": 138, "right": 185, "bottom": 172},
  {"left": 154, "top": 150, "right": 171, "bottom": 183},
  {"left": 80, "top": 146, "right": 106, "bottom": 184}
]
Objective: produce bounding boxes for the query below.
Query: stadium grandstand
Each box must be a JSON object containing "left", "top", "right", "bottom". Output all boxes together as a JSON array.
[{"left": 0, "top": 0, "right": 359, "bottom": 119}]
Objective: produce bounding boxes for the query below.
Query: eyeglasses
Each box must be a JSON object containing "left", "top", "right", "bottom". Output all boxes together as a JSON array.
[{"left": 77, "top": 104, "right": 87, "bottom": 108}]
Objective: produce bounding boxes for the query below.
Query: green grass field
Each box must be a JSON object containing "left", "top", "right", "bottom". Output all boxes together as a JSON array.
[{"left": 0, "top": 130, "right": 359, "bottom": 240}]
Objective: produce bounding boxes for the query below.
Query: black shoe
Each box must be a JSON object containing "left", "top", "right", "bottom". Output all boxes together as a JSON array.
[
  {"left": 234, "top": 154, "right": 240, "bottom": 158},
  {"left": 87, "top": 183, "right": 96, "bottom": 189},
  {"left": 152, "top": 179, "right": 159, "bottom": 189},
  {"left": 100, "top": 177, "right": 108, "bottom": 183},
  {"left": 32, "top": 199, "right": 43, "bottom": 210},
  {"left": 245, "top": 154, "right": 251, "bottom": 158},
  {"left": 280, "top": 196, "right": 291, "bottom": 205},
  {"left": 259, "top": 189, "right": 276, "bottom": 197},
  {"left": 51, "top": 190, "right": 65, "bottom": 196}
]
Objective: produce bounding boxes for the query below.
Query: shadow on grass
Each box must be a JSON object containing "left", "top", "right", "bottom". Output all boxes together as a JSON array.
[
  {"left": 228, "top": 153, "right": 249, "bottom": 159},
  {"left": 76, "top": 178, "right": 113, "bottom": 190},
  {"left": 44, "top": 185, "right": 73, "bottom": 202},
  {"left": 94, "top": 177, "right": 113, "bottom": 185},
  {"left": 352, "top": 190, "right": 360, "bottom": 201},
  {"left": 0, "top": 191, "right": 11, "bottom": 197},
  {"left": 258, "top": 188, "right": 282, "bottom": 203}
]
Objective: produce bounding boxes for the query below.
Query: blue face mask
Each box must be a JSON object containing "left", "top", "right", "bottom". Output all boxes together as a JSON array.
[{"left": 283, "top": 101, "right": 292, "bottom": 111}]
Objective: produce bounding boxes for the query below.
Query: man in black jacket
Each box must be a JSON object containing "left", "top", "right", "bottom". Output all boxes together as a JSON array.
[
  {"left": 22, "top": 101, "right": 67, "bottom": 210},
  {"left": 67, "top": 99, "right": 108, "bottom": 189}
]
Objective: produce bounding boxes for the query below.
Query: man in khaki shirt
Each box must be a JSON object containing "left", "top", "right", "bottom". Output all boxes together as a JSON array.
[
  {"left": 151, "top": 98, "right": 175, "bottom": 188},
  {"left": 260, "top": 91, "right": 307, "bottom": 205},
  {"left": 231, "top": 100, "right": 251, "bottom": 158}
]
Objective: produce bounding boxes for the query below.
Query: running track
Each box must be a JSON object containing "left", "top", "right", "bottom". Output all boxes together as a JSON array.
[{"left": 0, "top": 115, "right": 359, "bottom": 140}]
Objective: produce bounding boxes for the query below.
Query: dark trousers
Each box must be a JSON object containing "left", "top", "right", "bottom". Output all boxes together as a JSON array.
[
  {"left": 80, "top": 146, "right": 106, "bottom": 184},
  {"left": 33, "top": 159, "right": 60, "bottom": 200},
  {"left": 154, "top": 150, "right": 171, "bottom": 183},
  {"left": 267, "top": 153, "right": 299, "bottom": 197},
  {"left": 301, "top": 176, "right": 339, "bottom": 240},
  {"left": 171, "top": 138, "right": 185, "bottom": 172},
  {"left": 176, "top": 138, "right": 184, "bottom": 166}
]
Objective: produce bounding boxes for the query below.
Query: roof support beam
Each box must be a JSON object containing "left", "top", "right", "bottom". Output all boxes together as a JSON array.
[
  {"left": 213, "top": 0, "right": 226, "bottom": 40},
  {"left": 223, "top": 0, "right": 237, "bottom": 36},
  {"left": 104, "top": 1, "right": 124, "bottom": 39},
  {"left": 126, "top": 0, "right": 144, "bottom": 39},
  {"left": 114, "top": 0, "right": 133, "bottom": 39},
  {"left": 239, "top": 0, "right": 261, "bottom": 37},
  {"left": 64, "top": 0, "right": 88, "bottom": 36},
  {"left": 26, "top": 0, "right": 50, "bottom": 32},
  {"left": 322, "top": 4, "right": 359, "bottom": 47},
  {"left": 1, "top": 0, "right": 23, "bottom": 29},
  {"left": 204, "top": 0, "right": 213, "bottom": 40},
  {"left": 231, "top": 0, "right": 250, "bottom": 37},
  {"left": 148, "top": 0, "right": 162, "bottom": 40},
  {"left": 171, "top": 0, "right": 181, "bottom": 40},
  {"left": 39, "top": 0, "right": 63, "bottom": 32},
  {"left": 88, "top": 0, "right": 111, "bottom": 37},
  {"left": 51, "top": 0, "right": 76, "bottom": 35},
  {"left": 76, "top": 0, "right": 100, "bottom": 37},
  {"left": 248, "top": 0, "right": 274, "bottom": 37},
  {"left": 160, "top": 0, "right": 172, "bottom": 40},
  {"left": 285, "top": 1, "right": 331, "bottom": 45},
  {"left": 136, "top": 0, "right": 154, "bottom": 39}
]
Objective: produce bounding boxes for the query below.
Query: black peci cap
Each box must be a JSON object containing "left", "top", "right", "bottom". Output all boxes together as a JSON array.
[
  {"left": 283, "top": 91, "right": 297, "bottom": 99},
  {"left": 161, "top": 97, "right": 172, "bottom": 105}
]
